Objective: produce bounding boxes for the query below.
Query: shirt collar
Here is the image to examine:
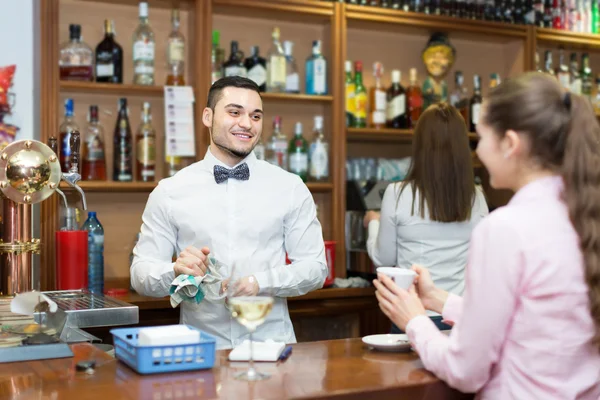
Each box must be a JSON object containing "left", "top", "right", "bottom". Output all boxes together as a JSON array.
[
  {"left": 508, "top": 175, "right": 564, "bottom": 206},
  {"left": 203, "top": 146, "right": 257, "bottom": 172}
]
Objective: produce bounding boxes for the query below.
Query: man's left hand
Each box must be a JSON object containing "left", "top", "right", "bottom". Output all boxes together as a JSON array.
[{"left": 232, "top": 275, "right": 260, "bottom": 297}]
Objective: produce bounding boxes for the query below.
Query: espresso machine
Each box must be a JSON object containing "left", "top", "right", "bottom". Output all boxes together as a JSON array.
[{"left": 0, "top": 133, "right": 138, "bottom": 360}]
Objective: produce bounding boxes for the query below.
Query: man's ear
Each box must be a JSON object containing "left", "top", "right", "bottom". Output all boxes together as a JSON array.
[{"left": 202, "top": 107, "right": 213, "bottom": 129}]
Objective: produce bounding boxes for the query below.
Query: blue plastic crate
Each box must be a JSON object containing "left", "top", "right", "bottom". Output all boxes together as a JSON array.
[{"left": 110, "top": 325, "right": 216, "bottom": 374}]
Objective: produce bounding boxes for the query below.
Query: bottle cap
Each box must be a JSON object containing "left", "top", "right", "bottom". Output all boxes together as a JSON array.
[
  {"left": 355, "top": 61, "right": 363, "bottom": 72},
  {"left": 139, "top": 2, "right": 149, "bottom": 17},
  {"left": 88, "top": 211, "right": 97, "bottom": 217},
  {"left": 283, "top": 41, "right": 293, "bottom": 56},
  {"left": 294, "top": 122, "right": 302, "bottom": 135},
  {"left": 345, "top": 60, "right": 352, "bottom": 72},
  {"left": 69, "top": 24, "right": 81, "bottom": 40},
  {"left": 212, "top": 30, "right": 220, "bottom": 46},
  {"left": 314, "top": 116, "right": 323, "bottom": 130},
  {"left": 392, "top": 70, "right": 401, "bottom": 83},
  {"left": 409, "top": 68, "right": 417, "bottom": 82}
]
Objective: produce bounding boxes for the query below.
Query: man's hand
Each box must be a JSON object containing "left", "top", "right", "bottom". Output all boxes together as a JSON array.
[{"left": 174, "top": 246, "right": 210, "bottom": 277}]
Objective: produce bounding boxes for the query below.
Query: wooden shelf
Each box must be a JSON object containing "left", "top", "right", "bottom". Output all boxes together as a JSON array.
[
  {"left": 213, "top": 0, "right": 334, "bottom": 21},
  {"left": 61, "top": 180, "right": 333, "bottom": 193},
  {"left": 261, "top": 92, "right": 334, "bottom": 103},
  {"left": 347, "top": 128, "right": 478, "bottom": 142},
  {"left": 59, "top": 81, "right": 166, "bottom": 97},
  {"left": 536, "top": 27, "right": 600, "bottom": 49}
]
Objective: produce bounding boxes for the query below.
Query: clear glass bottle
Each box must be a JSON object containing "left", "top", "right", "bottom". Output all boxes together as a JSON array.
[
  {"left": 59, "top": 24, "right": 94, "bottom": 81},
  {"left": 305, "top": 40, "right": 327, "bottom": 95},
  {"left": 288, "top": 122, "right": 309, "bottom": 182},
  {"left": 308, "top": 115, "right": 329, "bottom": 182},
  {"left": 166, "top": 6, "right": 185, "bottom": 86},
  {"left": 59, "top": 98, "right": 80, "bottom": 173},
  {"left": 135, "top": 102, "right": 156, "bottom": 182},
  {"left": 82, "top": 105, "right": 106, "bottom": 181},
  {"left": 266, "top": 27, "right": 286, "bottom": 92},
  {"left": 82, "top": 211, "right": 104, "bottom": 295},
  {"left": 369, "top": 62, "right": 386, "bottom": 129},
  {"left": 265, "top": 116, "right": 288, "bottom": 169},
  {"left": 283, "top": 41, "right": 299, "bottom": 94},
  {"left": 132, "top": 1, "right": 155, "bottom": 86}
]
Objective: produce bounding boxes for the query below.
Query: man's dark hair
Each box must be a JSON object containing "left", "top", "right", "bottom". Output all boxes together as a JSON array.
[{"left": 206, "top": 76, "right": 261, "bottom": 110}]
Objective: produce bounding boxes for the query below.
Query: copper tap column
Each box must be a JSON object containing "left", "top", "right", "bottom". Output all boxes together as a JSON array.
[{"left": 0, "top": 201, "right": 33, "bottom": 295}]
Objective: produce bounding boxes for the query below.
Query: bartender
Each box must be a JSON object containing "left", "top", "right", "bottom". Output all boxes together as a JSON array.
[{"left": 130, "top": 76, "right": 328, "bottom": 349}]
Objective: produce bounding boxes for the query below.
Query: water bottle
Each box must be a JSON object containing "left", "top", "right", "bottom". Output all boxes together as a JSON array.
[{"left": 82, "top": 211, "right": 104, "bottom": 294}]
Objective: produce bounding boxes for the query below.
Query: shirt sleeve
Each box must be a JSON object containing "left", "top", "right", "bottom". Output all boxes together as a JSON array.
[
  {"left": 366, "top": 184, "right": 398, "bottom": 267},
  {"left": 130, "top": 183, "right": 177, "bottom": 297},
  {"left": 254, "top": 180, "right": 328, "bottom": 297},
  {"left": 405, "top": 214, "right": 523, "bottom": 393}
]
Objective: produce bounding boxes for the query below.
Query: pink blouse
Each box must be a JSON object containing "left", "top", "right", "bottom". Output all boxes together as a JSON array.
[{"left": 406, "top": 176, "right": 600, "bottom": 399}]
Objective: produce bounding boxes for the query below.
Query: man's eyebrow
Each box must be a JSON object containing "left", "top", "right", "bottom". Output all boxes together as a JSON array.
[{"left": 223, "top": 103, "right": 263, "bottom": 114}]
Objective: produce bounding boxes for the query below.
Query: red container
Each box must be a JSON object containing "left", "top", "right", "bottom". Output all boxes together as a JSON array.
[
  {"left": 285, "top": 241, "right": 336, "bottom": 288},
  {"left": 56, "top": 230, "right": 88, "bottom": 290}
]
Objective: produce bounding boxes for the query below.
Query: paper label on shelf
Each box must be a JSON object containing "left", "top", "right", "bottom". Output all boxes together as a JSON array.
[
  {"left": 133, "top": 41, "right": 155, "bottom": 61},
  {"left": 471, "top": 103, "right": 481, "bottom": 125},
  {"left": 164, "top": 86, "right": 195, "bottom": 103},
  {"left": 164, "top": 86, "right": 196, "bottom": 157},
  {"left": 312, "top": 59, "right": 327, "bottom": 94},
  {"left": 289, "top": 153, "right": 308, "bottom": 174},
  {"left": 387, "top": 94, "right": 406, "bottom": 120},
  {"left": 285, "top": 73, "right": 299, "bottom": 92},
  {"left": 248, "top": 64, "right": 267, "bottom": 87},
  {"left": 168, "top": 41, "right": 185, "bottom": 62},
  {"left": 166, "top": 102, "right": 194, "bottom": 121},
  {"left": 269, "top": 56, "right": 286, "bottom": 86},
  {"left": 96, "top": 63, "right": 114, "bottom": 78}
]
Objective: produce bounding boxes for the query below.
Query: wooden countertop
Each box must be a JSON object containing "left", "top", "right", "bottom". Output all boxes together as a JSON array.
[
  {"left": 0, "top": 339, "right": 473, "bottom": 400},
  {"left": 108, "top": 287, "right": 376, "bottom": 310}
]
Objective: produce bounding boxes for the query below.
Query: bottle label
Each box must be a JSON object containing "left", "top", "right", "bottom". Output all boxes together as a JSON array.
[
  {"left": 248, "top": 64, "right": 267, "bottom": 87},
  {"left": 273, "top": 141, "right": 288, "bottom": 169},
  {"left": 355, "top": 92, "right": 367, "bottom": 119},
  {"left": 387, "top": 94, "right": 406, "bottom": 120},
  {"left": 285, "top": 73, "right": 299, "bottom": 92},
  {"left": 309, "top": 142, "right": 328, "bottom": 179},
  {"left": 289, "top": 153, "right": 308, "bottom": 174},
  {"left": 224, "top": 66, "right": 247, "bottom": 78},
  {"left": 168, "top": 41, "right": 185, "bottom": 62},
  {"left": 85, "top": 136, "right": 105, "bottom": 162},
  {"left": 372, "top": 111, "right": 386, "bottom": 124},
  {"left": 571, "top": 78, "right": 582, "bottom": 95},
  {"left": 134, "top": 65, "right": 154, "bottom": 74},
  {"left": 116, "top": 136, "right": 132, "bottom": 181},
  {"left": 137, "top": 136, "right": 156, "bottom": 166},
  {"left": 269, "top": 55, "right": 286, "bottom": 86},
  {"left": 346, "top": 83, "right": 356, "bottom": 113},
  {"left": 375, "top": 90, "right": 387, "bottom": 111},
  {"left": 471, "top": 103, "right": 481, "bottom": 125},
  {"left": 312, "top": 59, "right": 327, "bottom": 94},
  {"left": 60, "top": 66, "right": 93, "bottom": 81},
  {"left": 133, "top": 41, "right": 155, "bottom": 61},
  {"left": 96, "top": 63, "right": 114, "bottom": 78}
]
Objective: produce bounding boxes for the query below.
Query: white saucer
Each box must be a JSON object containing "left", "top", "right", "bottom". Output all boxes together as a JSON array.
[{"left": 362, "top": 334, "right": 412, "bottom": 352}]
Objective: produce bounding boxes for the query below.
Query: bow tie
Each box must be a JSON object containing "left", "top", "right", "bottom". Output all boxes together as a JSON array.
[{"left": 213, "top": 163, "right": 250, "bottom": 184}]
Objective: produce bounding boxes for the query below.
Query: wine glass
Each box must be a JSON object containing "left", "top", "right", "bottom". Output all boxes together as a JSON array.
[{"left": 226, "top": 260, "right": 274, "bottom": 381}]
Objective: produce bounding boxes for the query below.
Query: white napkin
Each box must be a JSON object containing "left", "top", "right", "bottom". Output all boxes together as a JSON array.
[{"left": 228, "top": 340, "right": 286, "bottom": 362}]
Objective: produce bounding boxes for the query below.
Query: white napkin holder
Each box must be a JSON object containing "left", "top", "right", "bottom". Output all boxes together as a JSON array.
[{"left": 228, "top": 339, "right": 286, "bottom": 362}]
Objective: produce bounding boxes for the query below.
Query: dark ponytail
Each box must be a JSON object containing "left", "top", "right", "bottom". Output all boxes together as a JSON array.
[{"left": 484, "top": 72, "right": 600, "bottom": 349}]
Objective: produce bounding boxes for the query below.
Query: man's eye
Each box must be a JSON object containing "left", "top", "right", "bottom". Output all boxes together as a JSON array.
[
  {"left": 252, "top": 115, "right": 261, "bottom": 121},
  {"left": 229, "top": 111, "right": 239, "bottom": 116}
]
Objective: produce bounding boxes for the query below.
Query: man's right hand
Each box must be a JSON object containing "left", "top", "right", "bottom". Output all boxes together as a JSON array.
[{"left": 174, "top": 246, "right": 210, "bottom": 277}]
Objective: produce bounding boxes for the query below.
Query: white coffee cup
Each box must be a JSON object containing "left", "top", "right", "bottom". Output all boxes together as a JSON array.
[{"left": 377, "top": 267, "right": 417, "bottom": 290}]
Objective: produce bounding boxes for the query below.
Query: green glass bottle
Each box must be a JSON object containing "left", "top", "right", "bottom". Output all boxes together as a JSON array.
[
  {"left": 288, "top": 122, "right": 309, "bottom": 182},
  {"left": 345, "top": 60, "right": 355, "bottom": 128},
  {"left": 353, "top": 61, "right": 367, "bottom": 128}
]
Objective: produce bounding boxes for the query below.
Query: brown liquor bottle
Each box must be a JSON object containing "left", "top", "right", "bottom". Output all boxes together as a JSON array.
[{"left": 113, "top": 98, "right": 133, "bottom": 182}]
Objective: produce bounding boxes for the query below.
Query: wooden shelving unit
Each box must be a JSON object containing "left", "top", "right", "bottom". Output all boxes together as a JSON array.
[{"left": 39, "top": 0, "right": 600, "bottom": 290}]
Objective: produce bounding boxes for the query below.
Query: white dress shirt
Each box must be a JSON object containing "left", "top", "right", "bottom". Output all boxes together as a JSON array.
[
  {"left": 367, "top": 182, "right": 488, "bottom": 299},
  {"left": 130, "top": 148, "right": 328, "bottom": 349}
]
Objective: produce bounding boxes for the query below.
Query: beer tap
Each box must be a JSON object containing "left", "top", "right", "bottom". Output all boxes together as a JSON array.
[
  {"left": 54, "top": 132, "right": 87, "bottom": 211},
  {"left": 47, "top": 137, "right": 68, "bottom": 210}
]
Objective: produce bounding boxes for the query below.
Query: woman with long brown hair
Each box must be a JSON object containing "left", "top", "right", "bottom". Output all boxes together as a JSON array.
[
  {"left": 374, "top": 72, "right": 600, "bottom": 398},
  {"left": 364, "top": 102, "right": 488, "bottom": 331}
]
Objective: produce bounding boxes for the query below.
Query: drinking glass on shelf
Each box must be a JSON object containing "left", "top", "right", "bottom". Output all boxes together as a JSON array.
[{"left": 226, "top": 261, "right": 274, "bottom": 381}]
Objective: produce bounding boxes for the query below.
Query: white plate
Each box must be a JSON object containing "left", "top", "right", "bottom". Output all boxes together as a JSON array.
[{"left": 362, "top": 334, "right": 412, "bottom": 352}]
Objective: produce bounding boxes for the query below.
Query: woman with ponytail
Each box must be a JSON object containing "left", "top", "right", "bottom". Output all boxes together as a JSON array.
[{"left": 373, "top": 72, "right": 600, "bottom": 399}]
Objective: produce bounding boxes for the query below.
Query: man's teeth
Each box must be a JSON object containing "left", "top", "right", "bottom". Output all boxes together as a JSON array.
[{"left": 235, "top": 133, "right": 250, "bottom": 138}]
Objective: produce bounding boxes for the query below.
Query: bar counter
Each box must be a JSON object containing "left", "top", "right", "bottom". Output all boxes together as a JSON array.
[{"left": 1, "top": 339, "right": 473, "bottom": 400}]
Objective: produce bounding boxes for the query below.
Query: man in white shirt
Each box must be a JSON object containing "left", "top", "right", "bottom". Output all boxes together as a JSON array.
[{"left": 130, "top": 76, "right": 328, "bottom": 349}]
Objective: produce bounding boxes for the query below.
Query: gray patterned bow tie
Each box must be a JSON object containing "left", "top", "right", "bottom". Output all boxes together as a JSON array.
[{"left": 213, "top": 163, "right": 250, "bottom": 184}]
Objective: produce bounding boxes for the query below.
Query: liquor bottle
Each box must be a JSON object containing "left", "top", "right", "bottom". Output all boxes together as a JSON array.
[
  {"left": 245, "top": 46, "right": 267, "bottom": 92},
  {"left": 556, "top": 47, "right": 571, "bottom": 89},
  {"left": 484, "top": 0, "right": 496, "bottom": 18},
  {"left": 59, "top": 24, "right": 93, "bottom": 81},
  {"left": 489, "top": 73, "right": 501, "bottom": 88},
  {"left": 469, "top": 74, "right": 483, "bottom": 132},
  {"left": 82, "top": 211, "right": 104, "bottom": 295},
  {"left": 59, "top": 98, "right": 80, "bottom": 173},
  {"left": 406, "top": 68, "right": 423, "bottom": 129},
  {"left": 592, "top": 0, "right": 599, "bottom": 32},
  {"left": 211, "top": 30, "right": 225, "bottom": 84},
  {"left": 254, "top": 136, "right": 266, "bottom": 160},
  {"left": 369, "top": 62, "right": 387, "bottom": 129},
  {"left": 386, "top": 70, "right": 407, "bottom": 129},
  {"left": 132, "top": 2, "right": 155, "bottom": 85},
  {"left": 570, "top": 52, "right": 582, "bottom": 94},
  {"left": 283, "top": 41, "right": 300, "bottom": 94},
  {"left": 353, "top": 61, "right": 368, "bottom": 128},
  {"left": 543, "top": 0, "right": 554, "bottom": 26},
  {"left": 82, "top": 105, "right": 106, "bottom": 181},
  {"left": 135, "top": 102, "right": 156, "bottom": 182},
  {"left": 288, "top": 122, "right": 309, "bottom": 182},
  {"left": 223, "top": 41, "right": 247, "bottom": 78},
  {"left": 306, "top": 40, "right": 328, "bottom": 95},
  {"left": 534, "top": 0, "right": 545, "bottom": 25},
  {"left": 95, "top": 20, "right": 123, "bottom": 83},
  {"left": 308, "top": 116, "right": 329, "bottom": 182},
  {"left": 450, "top": 71, "right": 469, "bottom": 123},
  {"left": 166, "top": 7, "right": 185, "bottom": 86},
  {"left": 581, "top": 53, "right": 593, "bottom": 101},
  {"left": 113, "top": 98, "right": 133, "bottom": 182},
  {"left": 267, "top": 27, "right": 286, "bottom": 92},
  {"left": 345, "top": 60, "right": 356, "bottom": 128},
  {"left": 266, "top": 116, "right": 288, "bottom": 169},
  {"left": 544, "top": 50, "right": 555, "bottom": 76},
  {"left": 552, "top": 0, "right": 563, "bottom": 28}
]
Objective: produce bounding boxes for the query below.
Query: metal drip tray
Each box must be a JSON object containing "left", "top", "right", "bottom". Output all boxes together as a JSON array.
[{"left": 42, "top": 290, "right": 138, "bottom": 328}]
